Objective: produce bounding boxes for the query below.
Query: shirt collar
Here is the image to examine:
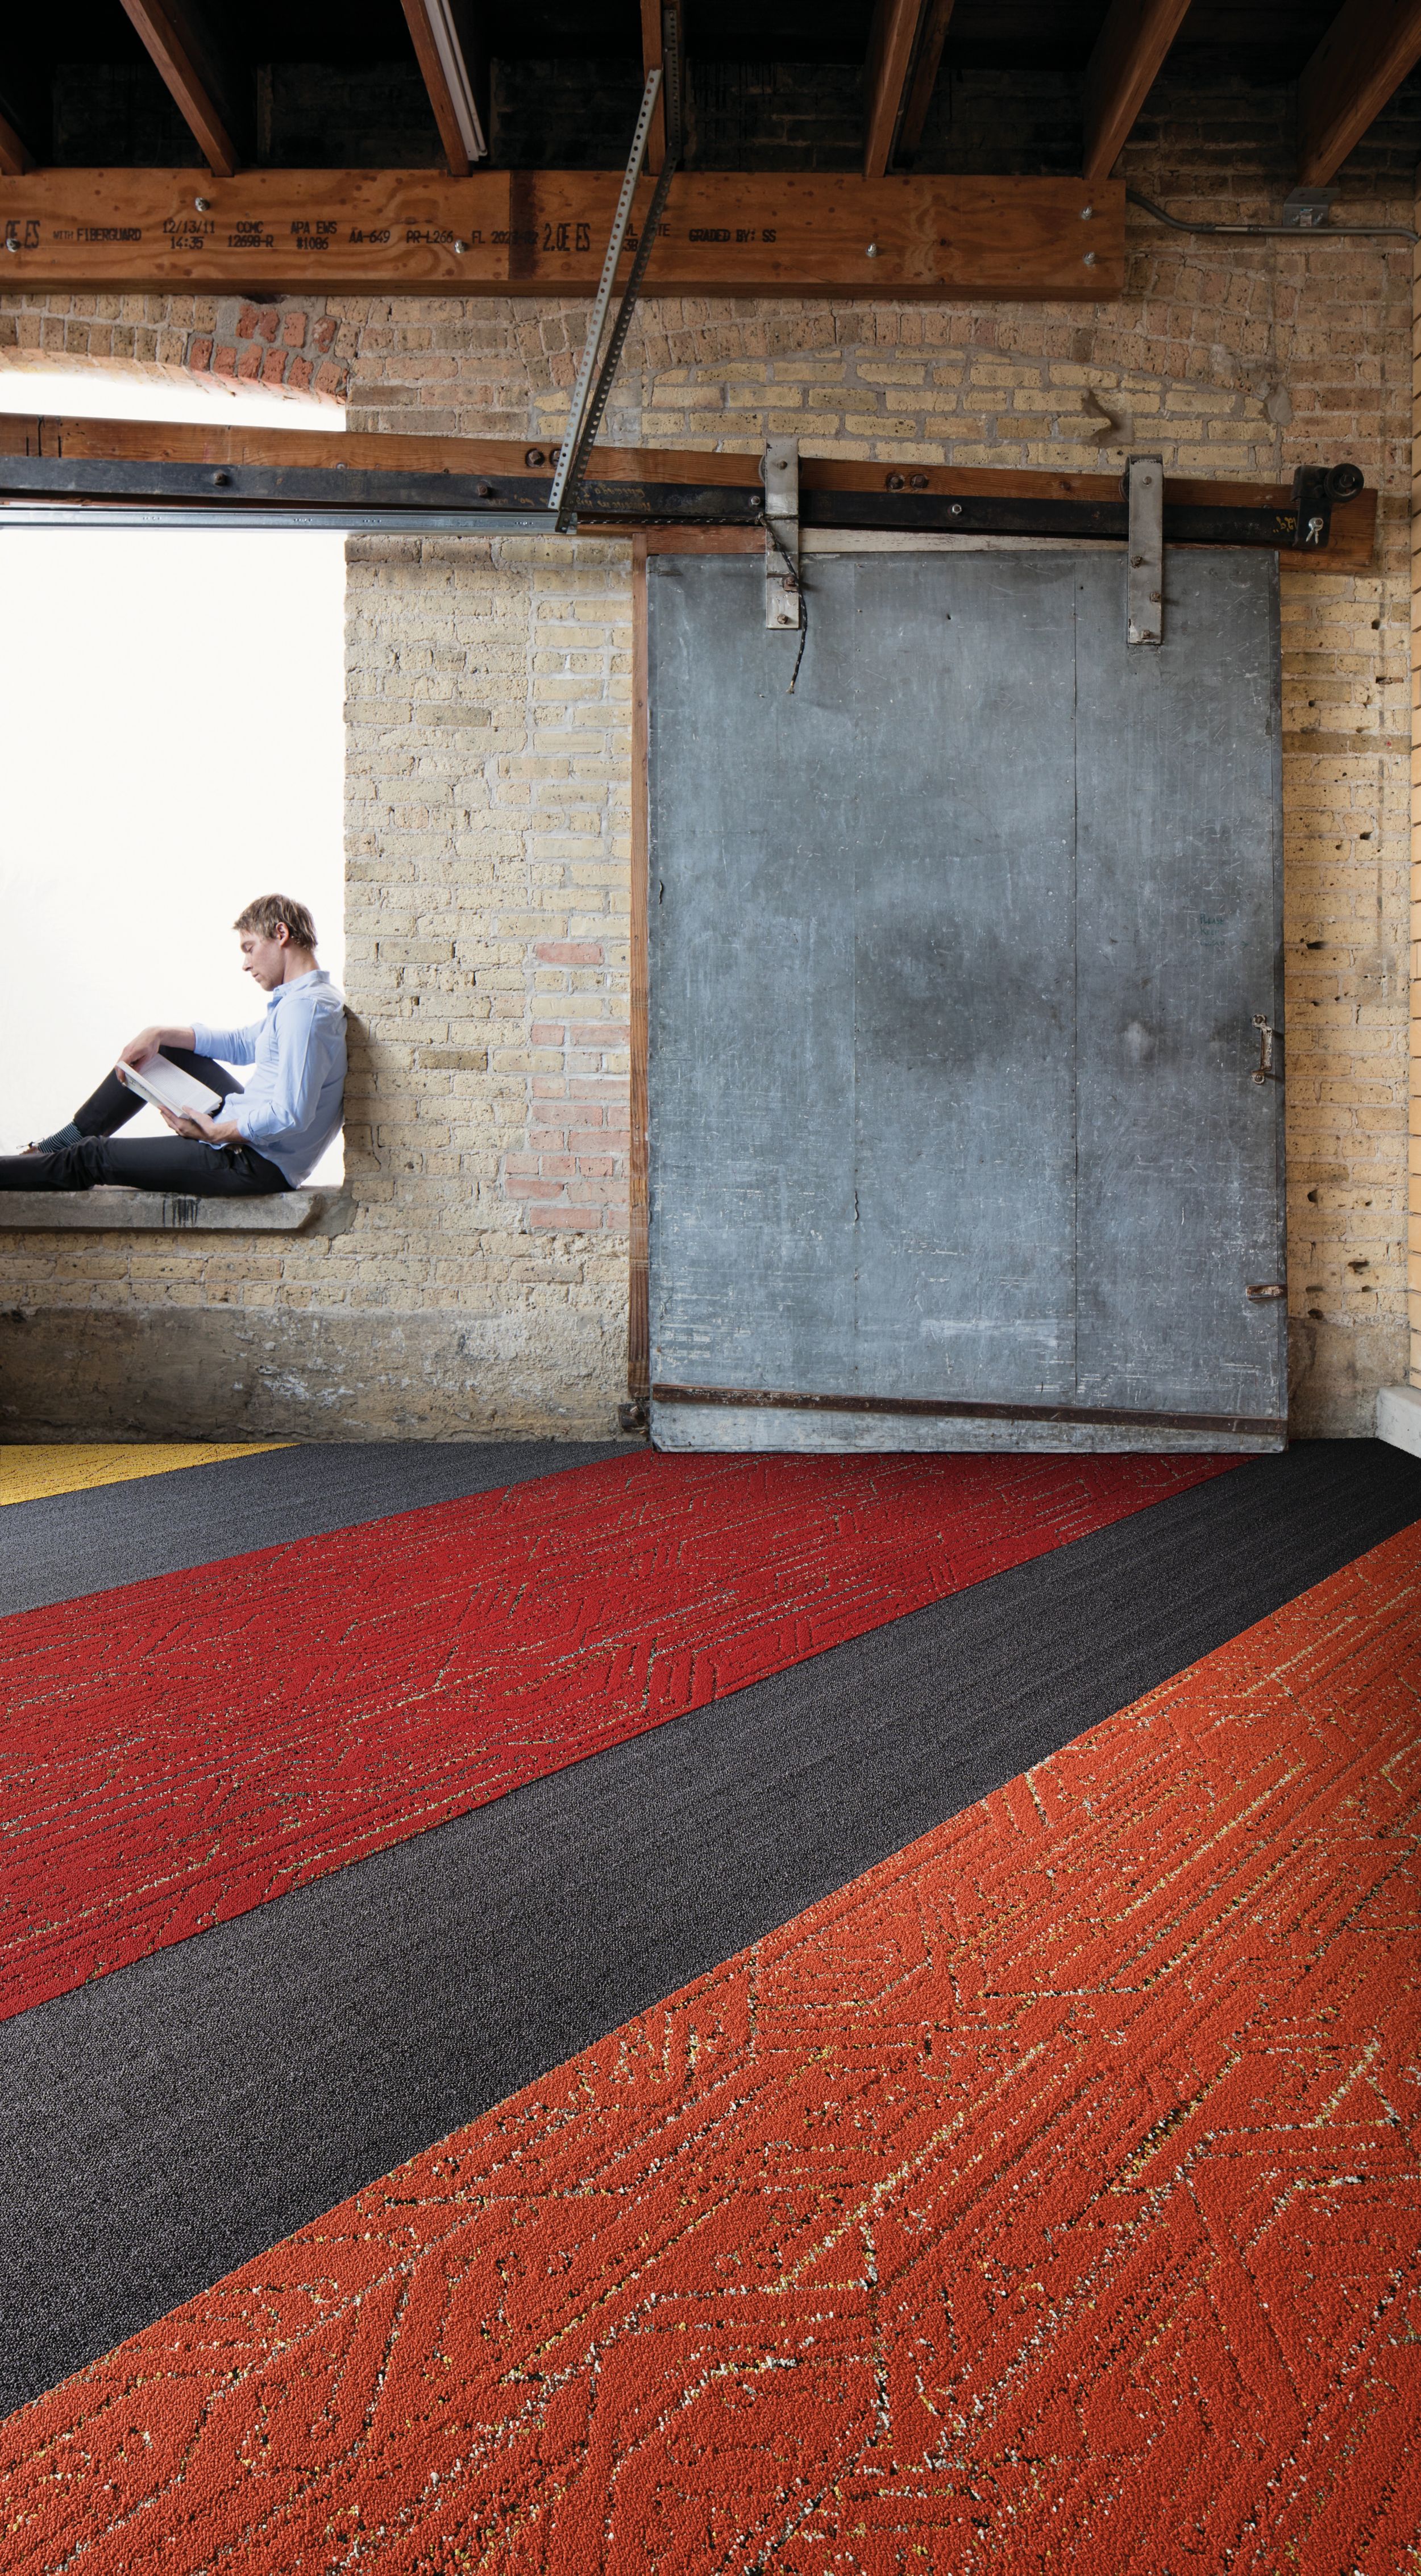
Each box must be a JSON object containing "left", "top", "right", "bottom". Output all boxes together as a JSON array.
[{"left": 267, "top": 968, "right": 328, "bottom": 1009}]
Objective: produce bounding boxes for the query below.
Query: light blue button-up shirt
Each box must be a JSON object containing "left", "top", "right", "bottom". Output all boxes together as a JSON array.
[{"left": 192, "top": 969, "right": 347, "bottom": 1185}]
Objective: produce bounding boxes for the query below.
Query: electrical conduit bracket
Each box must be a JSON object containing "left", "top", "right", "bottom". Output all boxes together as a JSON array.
[
  {"left": 763, "top": 436, "right": 801, "bottom": 631},
  {"left": 1125, "top": 453, "right": 1164, "bottom": 647}
]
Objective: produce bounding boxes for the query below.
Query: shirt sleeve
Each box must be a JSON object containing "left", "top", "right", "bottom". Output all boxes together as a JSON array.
[
  {"left": 228, "top": 996, "right": 330, "bottom": 1149},
  {"left": 190, "top": 1018, "right": 261, "bottom": 1066}
]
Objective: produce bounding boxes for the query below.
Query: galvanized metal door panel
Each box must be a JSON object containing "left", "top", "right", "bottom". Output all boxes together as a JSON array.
[
  {"left": 647, "top": 546, "right": 1285, "bottom": 1450},
  {"left": 1074, "top": 551, "right": 1285, "bottom": 1417},
  {"left": 847, "top": 555, "right": 1078, "bottom": 1398}
]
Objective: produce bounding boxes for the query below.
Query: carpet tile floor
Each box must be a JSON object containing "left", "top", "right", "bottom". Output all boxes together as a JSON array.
[
  {"left": 0, "top": 1447, "right": 1229, "bottom": 2019},
  {"left": 3, "top": 1510, "right": 1419, "bottom": 2573}
]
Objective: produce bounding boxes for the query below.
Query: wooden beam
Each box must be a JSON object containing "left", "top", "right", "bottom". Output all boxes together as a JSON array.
[
  {"left": 628, "top": 534, "right": 651, "bottom": 1408},
  {"left": 640, "top": 0, "right": 667, "bottom": 176},
  {"left": 1298, "top": 0, "right": 1421, "bottom": 185},
  {"left": 1082, "top": 0, "right": 1194, "bottom": 185},
  {"left": 398, "top": 0, "right": 487, "bottom": 177},
  {"left": 864, "top": 0, "right": 925, "bottom": 179},
  {"left": 0, "top": 104, "right": 34, "bottom": 178},
  {"left": 118, "top": 0, "right": 244, "bottom": 177},
  {"left": 0, "top": 413, "right": 1378, "bottom": 572},
  {"left": 896, "top": 0, "right": 957, "bottom": 167},
  {"left": 0, "top": 168, "right": 1121, "bottom": 301}
]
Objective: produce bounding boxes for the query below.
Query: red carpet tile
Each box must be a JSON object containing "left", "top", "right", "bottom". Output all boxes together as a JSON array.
[
  {"left": 5, "top": 1519, "right": 1418, "bottom": 2575},
  {"left": 0, "top": 1447, "right": 1229, "bottom": 2021}
]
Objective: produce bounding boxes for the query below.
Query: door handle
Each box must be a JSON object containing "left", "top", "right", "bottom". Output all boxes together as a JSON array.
[{"left": 1251, "top": 1014, "right": 1277, "bottom": 1082}]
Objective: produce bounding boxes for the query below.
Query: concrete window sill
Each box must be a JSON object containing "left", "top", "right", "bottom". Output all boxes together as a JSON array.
[{"left": 0, "top": 1188, "right": 355, "bottom": 1235}]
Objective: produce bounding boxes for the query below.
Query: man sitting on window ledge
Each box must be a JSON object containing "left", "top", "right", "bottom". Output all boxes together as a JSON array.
[{"left": 0, "top": 894, "right": 346, "bottom": 1200}]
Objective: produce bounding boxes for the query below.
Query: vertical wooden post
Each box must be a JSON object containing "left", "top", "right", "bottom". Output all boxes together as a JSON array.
[
  {"left": 1412, "top": 220, "right": 1421, "bottom": 1391},
  {"left": 628, "top": 534, "right": 651, "bottom": 1408}
]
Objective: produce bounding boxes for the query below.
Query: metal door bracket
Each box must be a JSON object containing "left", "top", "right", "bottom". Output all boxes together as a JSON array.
[
  {"left": 1252, "top": 1013, "right": 1277, "bottom": 1081},
  {"left": 1125, "top": 453, "right": 1164, "bottom": 646},
  {"left": 762, "top": 437, "right": 801, "bottom": 630}
]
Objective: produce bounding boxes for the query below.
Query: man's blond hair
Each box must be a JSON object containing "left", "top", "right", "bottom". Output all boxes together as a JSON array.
[{"left": 234, "top": 894, "right": 318, "bottom": 951}]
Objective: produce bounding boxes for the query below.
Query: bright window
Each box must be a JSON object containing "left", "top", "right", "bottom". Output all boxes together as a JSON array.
[{"left": 0, "top": 372, "right": 346, "bottom": 1181}]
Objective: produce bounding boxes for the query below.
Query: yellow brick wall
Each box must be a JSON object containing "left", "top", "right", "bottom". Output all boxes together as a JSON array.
[{"left": 0, "top": 171, "right": 1412, "bottom": 1439}]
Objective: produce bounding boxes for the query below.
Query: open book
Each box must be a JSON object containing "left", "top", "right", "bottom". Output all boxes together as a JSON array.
[{"left": 116, "top": 1054, "right": 230, "bottom": 1120}]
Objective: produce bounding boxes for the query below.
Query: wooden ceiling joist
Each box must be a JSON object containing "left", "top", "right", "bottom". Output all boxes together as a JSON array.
[
  {"left": 118, "top": 0, "right": 244, "bottom": 177},
  {"left": 1082, "top": 0, "right": 1195, "bottom": 185},
  {"left": 863, "top": 0, "right": 925, "bottom": 180},
  {"left": 640, "top": 0, "right": 668, "bottom": 174},
  {"left": 1298, "top": 0, "right": 1421, "bottom": 186},
  {"left": 398, "top": 0, "right": 487, "bottom": 176},
  {"left": 896, "top": 0, "right": 957, "bottom": 168},
  {"left": 0, "top": 168, "right": 1120, "bottom": 301},
  {"left": 0, "top": 104, "right": 34, "bottom": 178}
]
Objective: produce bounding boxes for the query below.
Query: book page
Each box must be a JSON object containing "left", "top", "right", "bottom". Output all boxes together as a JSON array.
[{"left": 119, "top": 1056, "right": 223, "bottom": 1119}]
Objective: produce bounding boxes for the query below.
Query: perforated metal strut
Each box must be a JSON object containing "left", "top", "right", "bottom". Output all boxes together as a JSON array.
[{"left": 550, "top": 6, "right": 684, "bottom": 534}]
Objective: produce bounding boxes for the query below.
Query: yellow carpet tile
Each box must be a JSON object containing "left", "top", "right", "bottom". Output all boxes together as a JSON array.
[{"left": 0, "top": 1444, "right": 289, "bottom": 1507}]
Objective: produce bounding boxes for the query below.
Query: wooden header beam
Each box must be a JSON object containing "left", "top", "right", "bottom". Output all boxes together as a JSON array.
[
  {"left": 118, "top": 0, "right": 246, "bottom": 177},
  {"left": 0, "top": 413, "right": 1378, "bottom": 572},
  {"left": 1082, "top": 0, "right": 1194, "bottom": 185},
  {"left": 0, "top": 168, "right": 1120, "bottom": 300},
  {"left": 1298, "top": 0, "right": 1421, "bottom": 186}
]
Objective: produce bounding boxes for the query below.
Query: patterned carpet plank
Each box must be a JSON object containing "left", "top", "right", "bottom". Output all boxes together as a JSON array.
[
  {"left": 5, "top": 1517, "right": 1416, "bottom": 2573},
  {"left": 0, "top": 1446, "right": 1229, "bottom": 2020}
]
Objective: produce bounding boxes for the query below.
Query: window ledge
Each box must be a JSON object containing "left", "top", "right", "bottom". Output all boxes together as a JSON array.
[{"left": 0, "top": 1188, "right": 355, "bottom": 1236}]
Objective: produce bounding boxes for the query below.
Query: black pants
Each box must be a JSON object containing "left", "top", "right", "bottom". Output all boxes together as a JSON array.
[{"left": 0, "top": 1047, "right": 289, "bottom": 1196}]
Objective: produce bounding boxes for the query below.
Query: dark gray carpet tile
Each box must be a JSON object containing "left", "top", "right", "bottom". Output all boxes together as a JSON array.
[
  {"left": 0, "top": 1438, "right": 626, "bottom": 1615},
  {"left": 3, "top": 1438, "right": 1419, "bottom": 2415}
]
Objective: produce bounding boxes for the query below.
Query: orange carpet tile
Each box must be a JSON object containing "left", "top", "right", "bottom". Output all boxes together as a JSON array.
[{"left": 5, "top": 1521, "right": 1419, "bottom": 2574}]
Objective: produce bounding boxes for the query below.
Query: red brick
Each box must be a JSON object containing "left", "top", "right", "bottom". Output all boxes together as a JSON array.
[
  {"left": 529, "top": 1022, "right": 565, "bottom": 1044},
  {"left": 282, "top": 311, "right": 308, "bottom": 348},
  {"left": 261, "top": 349, "right": 286, "bottom": 385},
  {"left": 213, "top": 344, "right": 237, "bottom": 378},
  {"left": 534, "top": 940, "right": 604, "bottom": 966},
  {"left": 236, "top": 304, "right": 262, "bottom": 341},
  {"left": 236, "top": 342, "right": 264, "bottom": 381},
  {"left": 311, "top": 316, "right": 339, "bottom": 353},
  {"left": 187, "top": 337, "right": 214, "bottom": 372},
  {"left": 314, "top": 359, "right": 348, "bottom": 400},
  {"left": 286, "top": 355, "right": 313, "bottom": 393},
  {"left": 531, "top": 1202, "right": 603, "bottom": 1229},
  {"left": 576, "top": 1156, "right": 614, "bottom": 1177}
]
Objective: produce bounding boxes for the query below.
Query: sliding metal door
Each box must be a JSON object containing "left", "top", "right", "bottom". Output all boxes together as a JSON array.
[{"left": 647, "top": 546, "right": 1284, "bottom": 1451}]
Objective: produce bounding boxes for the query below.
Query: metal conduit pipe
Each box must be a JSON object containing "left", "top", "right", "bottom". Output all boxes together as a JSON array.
[{"left": 1128, "top": 188, "right": 1418, "bottom": 245}]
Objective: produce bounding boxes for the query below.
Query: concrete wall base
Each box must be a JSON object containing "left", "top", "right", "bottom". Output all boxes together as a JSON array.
[
  {"left": 1287, "top": 1318, "right": 1410, "bottom": 1439},
  {"left": 0, "top": 1304, "right": 625, "bottom": 1443},
  {"left": 1377, "top": 1383, "right": 1421, "bottom": 1458}
]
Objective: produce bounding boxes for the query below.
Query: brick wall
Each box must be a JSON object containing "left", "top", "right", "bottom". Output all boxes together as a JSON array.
[{"left": 0, "top": 93, "right": 1413, "bottom": 1439}]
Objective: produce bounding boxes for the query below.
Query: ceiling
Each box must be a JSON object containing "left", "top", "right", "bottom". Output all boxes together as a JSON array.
[{"left": 0, "top": 1, "right": 1412, "bottom": 179}]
